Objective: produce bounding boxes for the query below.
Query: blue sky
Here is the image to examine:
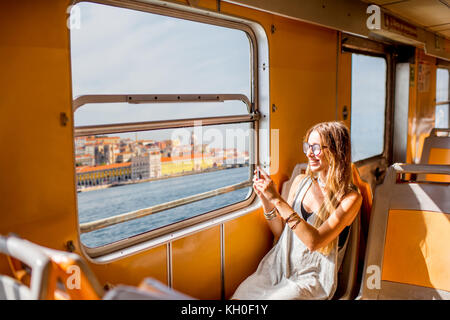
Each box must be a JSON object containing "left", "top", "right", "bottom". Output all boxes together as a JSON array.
[{"left": 70, "top": 2, "right": 252, "bottom": 148}]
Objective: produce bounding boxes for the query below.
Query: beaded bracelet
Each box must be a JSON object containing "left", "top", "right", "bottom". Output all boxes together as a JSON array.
[{"left": 264, "top": 207, "right": 278, "bottom": 220}]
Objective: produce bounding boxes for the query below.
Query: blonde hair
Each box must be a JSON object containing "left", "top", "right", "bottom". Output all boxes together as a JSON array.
[{"left": 304, "top": 121, "right": 356, "bottom": 255}]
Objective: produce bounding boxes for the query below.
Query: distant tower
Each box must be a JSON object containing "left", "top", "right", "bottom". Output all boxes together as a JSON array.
[{"left": 190, "top": 131, "right": 195, "bottom": 156}]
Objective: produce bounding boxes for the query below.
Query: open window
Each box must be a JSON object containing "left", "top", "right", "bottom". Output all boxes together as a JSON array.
[{"left": 70, "top": 1, "right": 261, "bottom": 253}]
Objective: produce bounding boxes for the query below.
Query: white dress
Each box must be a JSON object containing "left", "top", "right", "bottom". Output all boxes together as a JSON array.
[{"left": 231, "top": 176, "right": 349, "bottom": 300}]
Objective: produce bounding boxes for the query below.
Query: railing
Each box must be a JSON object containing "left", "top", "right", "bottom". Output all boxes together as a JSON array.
[{"left": 79, "top": 180, "right": 252, "bottom": 234}]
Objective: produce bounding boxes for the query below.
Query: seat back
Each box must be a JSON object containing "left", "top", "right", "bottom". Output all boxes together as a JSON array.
[
  {"left": 0, "top": 235, "right": 103, "bottom": 300},
  {"left": 419, "top": 128, "right": 450, "bottom": 182},
  {"left": 359, "top": 164, "right": 450, "bottom": 300},
  {"left": 280, "top": 163, "right": 307, "bottom": 200},
  {"left": 0, "top": 235, "right": 53, "bottom": 299}
]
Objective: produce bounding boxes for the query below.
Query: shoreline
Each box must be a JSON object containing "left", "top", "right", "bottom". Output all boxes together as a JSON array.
[{"left": 77, "top": 164, "right": 249, "bottom": 193}]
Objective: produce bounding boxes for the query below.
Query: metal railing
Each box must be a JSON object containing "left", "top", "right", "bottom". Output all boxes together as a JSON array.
[{"left": 79, "top": 180, "right": 252, "bottom": 234}]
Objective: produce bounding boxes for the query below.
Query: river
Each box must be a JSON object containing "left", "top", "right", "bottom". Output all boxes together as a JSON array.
[{"left": 78, "top": 166, "right": 251, "bottom": 247}]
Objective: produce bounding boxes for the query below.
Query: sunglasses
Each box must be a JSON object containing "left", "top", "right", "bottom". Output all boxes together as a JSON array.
[{"left": 303, "top": 142, "right": 327, "bottom": 156}]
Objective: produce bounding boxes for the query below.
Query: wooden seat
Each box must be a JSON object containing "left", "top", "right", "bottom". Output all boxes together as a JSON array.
[
  {"left": 419, "top": 128, "right": 450, "bottom": 182},
  {"left": 359, "top": 163, "right": 450, "bottom": 299}
]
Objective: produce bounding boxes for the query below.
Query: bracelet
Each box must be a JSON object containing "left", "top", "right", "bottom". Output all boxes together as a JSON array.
[
  {"left": 284, "top": 212, "right": 298, "bottom": 224},
  {"left": 264, "top": 207, "right": 277, "bottom": 220},
  {"left": 288, "top": 218, "right": 303, "bottom": 230}
]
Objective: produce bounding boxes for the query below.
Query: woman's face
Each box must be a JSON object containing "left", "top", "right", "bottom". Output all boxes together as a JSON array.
[{"left": 306, "top": 130, "right": 329, "bottom": 174}]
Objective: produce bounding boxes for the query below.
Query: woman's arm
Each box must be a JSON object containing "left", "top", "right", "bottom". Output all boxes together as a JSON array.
[
  {"left": 272, "top": 192, "right": 361, "bottom": 251},
  {"left": 252, "top": 170, "right": 284, "bottom": 242},
  {"left": 255, "top": 168, "right": 362, "bottom": 252}
]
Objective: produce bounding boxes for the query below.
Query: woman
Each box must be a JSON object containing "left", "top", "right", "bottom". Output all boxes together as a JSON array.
[{"left": 232, "top": 121, "right": 362, "bottom": 300}]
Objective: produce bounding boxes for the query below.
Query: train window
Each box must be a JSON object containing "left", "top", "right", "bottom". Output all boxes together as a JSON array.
[
  {"left": 350, "top": 54, "right": 387, "bottom": 162},
  {"left": 70, "top": 2, "right": 256, "bottom": 249},
  {"left": 435, "top": 68, "right": 449, "bottom": 129}
]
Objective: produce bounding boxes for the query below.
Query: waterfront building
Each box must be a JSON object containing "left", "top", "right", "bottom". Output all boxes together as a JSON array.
[
  {"left": 160, "top": 153, "right": 217, "bottom": 176},
  {"left": 131, "top": 148, "right": 162, "bottom": 180},
  {"left": 115, "top": 152, "right": 133, "bottom": 163},
  {"left": 75, "top": 154, "right": 95, "bottom": 167},
  {"left": 76, "top": 162, "right": 131, "bottom": 188}
]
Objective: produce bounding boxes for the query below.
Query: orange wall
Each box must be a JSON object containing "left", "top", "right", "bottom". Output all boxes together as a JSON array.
[
  {"left": 406, "top": 49, "right": 437, "bottom": 163},
  {"left": 0, "top": 0, "right": 339, "bottom": 298}
]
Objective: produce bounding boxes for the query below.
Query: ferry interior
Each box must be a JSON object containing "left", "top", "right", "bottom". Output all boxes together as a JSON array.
[{"left": 1, "top": 0, "right": 449, "bottom": 300}]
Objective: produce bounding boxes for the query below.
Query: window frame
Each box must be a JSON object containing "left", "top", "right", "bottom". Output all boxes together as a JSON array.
[{"left": 70, "top": 0, "right": 269, "bottom": 258}]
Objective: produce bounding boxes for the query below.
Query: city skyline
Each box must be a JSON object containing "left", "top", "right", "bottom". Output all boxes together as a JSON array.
[{"left": 75, "top": 133, "right": 250, "bottom": 190}]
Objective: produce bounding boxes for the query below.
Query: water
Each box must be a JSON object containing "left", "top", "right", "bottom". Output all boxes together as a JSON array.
[{"left": 78, "top": 166, "right": 251, "bottom": 247}]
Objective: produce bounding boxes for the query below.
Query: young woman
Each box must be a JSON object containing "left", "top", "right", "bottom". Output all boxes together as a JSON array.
[{"left": 232, "top": 121, "right": 362, "bottom": 300}]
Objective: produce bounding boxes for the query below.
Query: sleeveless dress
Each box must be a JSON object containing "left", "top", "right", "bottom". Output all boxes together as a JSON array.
[{"left": 231, "top": 176, "right": 350, "bottom": 300}]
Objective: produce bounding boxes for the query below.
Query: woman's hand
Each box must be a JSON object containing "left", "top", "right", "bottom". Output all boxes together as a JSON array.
[{"left": 253, "top": 166, "right": 282, "bottom": 204}]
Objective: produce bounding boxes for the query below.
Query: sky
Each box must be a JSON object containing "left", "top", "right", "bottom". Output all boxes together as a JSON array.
[{"left": 70, "top": 2, "right": 252, "bottom": 150}]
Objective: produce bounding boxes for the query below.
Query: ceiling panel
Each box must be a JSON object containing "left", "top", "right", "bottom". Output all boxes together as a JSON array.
[
  {"left": 361, "top": 0, "right": 450, "bottom": 40},
  {"left": 384, "top": 0, "right": 449, "bottom": 27},
  {"left": 440, "top": 29, "right": 450, "bottom": 38},
  {"left": 429, "top": 23, "right": 450, "bottom": 31}
]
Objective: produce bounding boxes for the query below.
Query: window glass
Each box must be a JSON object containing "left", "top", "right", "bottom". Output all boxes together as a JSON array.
[
  {"left": 435, "top": 68, "right": 449, "bottom": 128},
  {"left": 70, "top": 2, "right": 251, "bottom": 99},
  {"left": 70, "top": 2, "right": 254, "bottom": 248},
  {"left": 351, "top": 54, "right": 387, "bottom": 162},
  {"left": 76, "top": 124, "right": 252, "bottom": 248},
  {"left": 436, "top": 68, "right": 449, "bottom": 103}
]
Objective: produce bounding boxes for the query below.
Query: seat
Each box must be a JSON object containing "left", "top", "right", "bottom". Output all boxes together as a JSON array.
[
  {"left": 418, "top": 128, "right": 450, "bottom": 182},
  {"left": 358, "top": 163, "right": 450, "bottom": 300},
  {"left": 280, "top": 163, "right": 308, "bottom": 200},
  {"left": 0, "top": 234, "right": 193, "bottom": 300},
  {"left": 0, "top": 234, "right": 103, "bottom": 299},
  {"left": 280, "top": 163, "right": 370, "bottom": 300},
  {"left": 419, "top": 128, "right": 450, "bottom": 165}
]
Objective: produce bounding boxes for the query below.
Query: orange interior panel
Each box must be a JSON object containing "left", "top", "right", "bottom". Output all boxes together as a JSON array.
[
  {"left": 407, "top": 49, "right": 437, "bottom": 164},
  {"left": 382, "top": 209, "right": 450, "bottom": 292},
  {"left": 426, "top": 148, "right": 450, "bottom": 182},
  {"left": 172, "top": 226, "right": 221, "bottom": 299},
  {"left": 89, "top": 244, "right": 168, "bottom": 288},
  {"left": 224, "top": 210, "right": 273, "bottom": 299}
]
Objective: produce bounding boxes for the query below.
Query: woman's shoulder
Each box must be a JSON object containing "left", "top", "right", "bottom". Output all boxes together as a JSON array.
[
  {"left": 291, "top": 173, "right": 310, "bottom": 190},
  {"left": 293, "top": 173, "right": 307, "bottom": 184},
  {"left": 340, "top": 189, "right": 362, "bottom": 210}
]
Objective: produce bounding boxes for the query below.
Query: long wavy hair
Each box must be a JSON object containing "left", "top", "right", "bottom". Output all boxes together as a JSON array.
[{"left": 304, "top": 121, "right": 356, "bottom": 255}]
